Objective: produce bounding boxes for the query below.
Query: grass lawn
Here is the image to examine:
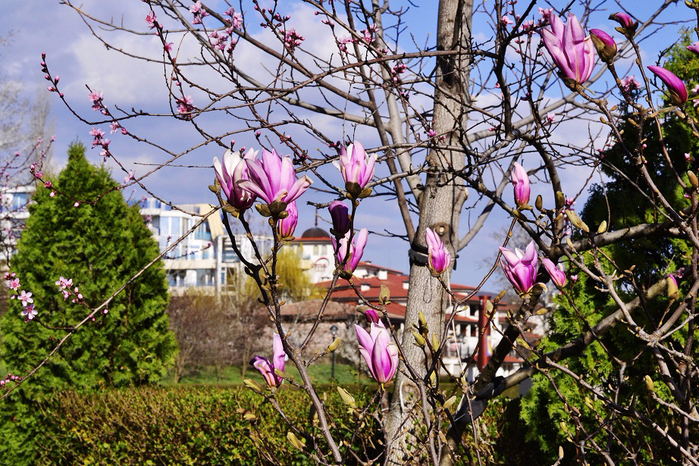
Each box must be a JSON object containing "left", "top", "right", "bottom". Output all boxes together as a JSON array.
[{"left": 161, "top": 362, "right": 377, "bottom": 388}]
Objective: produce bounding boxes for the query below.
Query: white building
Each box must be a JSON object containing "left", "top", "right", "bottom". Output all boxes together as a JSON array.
[
  {"left": 141, "top": 198, "right": 273, "bottom": 294},
  {"left": 0, "top": 185, "right": 33, "bottom": 264}
]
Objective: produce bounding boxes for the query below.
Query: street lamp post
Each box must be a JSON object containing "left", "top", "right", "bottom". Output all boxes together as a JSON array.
[{"left": 330, "top": 324, "right": 338, "bottom": 383}]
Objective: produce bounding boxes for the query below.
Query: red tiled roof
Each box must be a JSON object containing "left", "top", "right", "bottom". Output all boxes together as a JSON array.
[{"left": 291, "top": 236, "right": 333, "bottom": 243}]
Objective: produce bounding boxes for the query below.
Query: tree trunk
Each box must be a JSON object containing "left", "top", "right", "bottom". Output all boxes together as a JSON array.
[{"left": 385, "top": 0, "right": 473, "bottom": 463}]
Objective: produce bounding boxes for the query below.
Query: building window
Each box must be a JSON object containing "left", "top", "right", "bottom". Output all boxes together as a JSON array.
[{"left": 194, "top": 222, "right": 211, "bottom": 241}]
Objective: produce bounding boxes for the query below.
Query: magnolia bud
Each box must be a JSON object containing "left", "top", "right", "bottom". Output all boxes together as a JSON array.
[
  {"left": 566, "top": 210, "right": 589, "bottom": 233},
  {"left": 597, "top": 220, "right": 608, "bottom": 234},
  {"left": 244, "top": 379, "right": 264, "bottom": 394},
  {"left": 443, "top": 395, "right": 457, "bottom": 410},
  {"left": 418, "top": 310, "right": 429, "bottom": 337},
  {"left": 535, "top": 194, "right": 543, "bottom": 211},
  {"left": 337, "top": 386, "right": 356, "bottom": 408},
  {"left": 379, "top": 285, "right": 391, "bottom": 305},
  {"left": 589, "top": 29, "right": 617, "bottom": 63},
  {"left": 688, "top": 170, "right": 698, "bottom": 189},
  {"left": 412, "top": 330, "right": 426, "bottom": 348},
  {"left": 287, "top": 432, "right": 306, "bottom": 451},
  {"left": 644, "top": 375, "right": 655, "bottom": 392},
  {"left": 667, "top": 275, "right": 680, "bottom": 301},
  {"left": 555, "top": 191, "right": 566, "bottom": 209},
  {"left": 327, "top": 338, "right": 341, "bottom": 352},
  {"left": 431, "top": 334, "right": 440, "bottom": 352}
]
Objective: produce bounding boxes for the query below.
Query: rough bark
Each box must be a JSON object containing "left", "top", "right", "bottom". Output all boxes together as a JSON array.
[{"left": 385, "top": 1, "right": 473, "bottom": 463}]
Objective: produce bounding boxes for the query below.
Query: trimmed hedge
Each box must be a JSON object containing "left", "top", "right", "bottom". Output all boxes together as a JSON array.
[{"left": 35, "top": 385, "right": 379, "bottom": 465}]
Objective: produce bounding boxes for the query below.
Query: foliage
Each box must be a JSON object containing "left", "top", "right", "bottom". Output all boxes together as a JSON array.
[
  {"left": 518, "top": 35, "right": 699, "bottom": 463},
  {"left": 167, "top": 291, "right": 269, "bottom": 382},
  {"left": 0, "top": 142, "right": 177, "bottom": 462},
  {"left": 244, "top": 247, "right": 323, "bottom": 302},
  {"left": 35, "top": 385, "right": 380, "bottom": 465}
]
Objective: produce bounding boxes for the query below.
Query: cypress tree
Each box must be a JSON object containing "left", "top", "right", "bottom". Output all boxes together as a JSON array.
[{"left": 0, "top": 142, "right": 177, "bottom": 462}]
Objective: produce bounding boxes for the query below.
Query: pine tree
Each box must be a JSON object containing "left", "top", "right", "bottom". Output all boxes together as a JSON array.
[
  {"left": 0, "top": 142, "right": 177, "bottom": 462},
  {"left": 518, "top": 36, "right": 697, "bottom": 464},
  {"left": 1, "top": 142, "right": 177, "bottom": 391}
]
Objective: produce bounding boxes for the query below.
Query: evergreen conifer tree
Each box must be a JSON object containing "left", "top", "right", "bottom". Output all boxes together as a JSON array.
[{"left": 0, "top": 142, "right": 176, "bottom": 462}]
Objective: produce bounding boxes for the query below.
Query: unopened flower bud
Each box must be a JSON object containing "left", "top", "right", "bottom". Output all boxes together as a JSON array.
[
  {"left": 566, "top": 210, "right": 589, "bottom": 232},
  {"left": 644, "top": 375, "right": 654, "bottom": 392},
  {"left": 589, "top": 29, "right": 617, "bottom": 63},
  {"left": 648, "top": 65, "right": 688, "bottom": 106},
  {"left": 667, "top": 274, "right": 680, "bottom": 301},
  {"left": 337, "top": 386, "right": 356, "bottom": 408},
  {"left": 327, "top": 337, "right": 341, "bottom": 353},
  {"left": 609, "top": 12, "right": 638, "bottom": 39},
  {"left": 412, "top": 330, "right": 426, "bottom": 347}
]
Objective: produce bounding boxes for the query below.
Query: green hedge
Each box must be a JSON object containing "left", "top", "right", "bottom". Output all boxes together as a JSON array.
[{"left": 34, "top": 385, "right": 379, "bottom": 465}]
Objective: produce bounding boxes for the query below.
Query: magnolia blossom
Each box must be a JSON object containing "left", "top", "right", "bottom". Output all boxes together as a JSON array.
[
  {"left": 500, "top": 241, "right": 539, "bottom": 295},
  {"left": 238, "top": 149, "right": 312, "bottom": 210},
  {"left": 648, "top": 65, "right": 688, "bottom": 106},
  {"left": 688, "top": 42, "right": 699, "bottom": 57},
  {"left": 541, "top": 13, "right": 595, "bottom": 86},
  {"left": 250, "top": 333, "right": 286, "bottom": 388},
  {"left": 667, "top": 274, "right": 680, "bottom": 300},
  {"left": 333, "top": 228, "right": 368, "bottom": 274},
  {"left": 337, "top": 141, "right": 376, "bottom": 194},
  {"left": 278, "top": 201, "right": 298, "bottom": 238},
  {"left": 329, "top": 200, "right": 351, "bottom": 237},
  {"left": 425, "top": 228, "right": 450, "bottom": 275},
  {"left": 355, "top": 321, "right": 398, "bottom": 384},
  {"left": 511, "top": 162, "right": 530, "bottom": 207},
  {"left": 542, "top": 258, "right": 567, "bottom": 288},
  {"left": 213, "top": 148, "right": 258, "bottom": 211},
  {"left": 609, "top": 12, "right": 637, "bottom": 37},
  {"left": 589, "top": 29, "right": 616, "bottom": 63},
  {"left": 365, "top": 309, "right": 380, "bottom": 324}
]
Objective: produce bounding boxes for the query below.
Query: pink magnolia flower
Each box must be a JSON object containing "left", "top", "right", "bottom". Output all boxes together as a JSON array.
[
  {"left": 333, "top": 228, "right": 368, "bottom": 274},
  {"left": 250, "top": 333, "right": 286, "bottom": 387},
  {"left": 688, "top": 42, "right": 699, "bottom": 57},
  {"left": 667, "top": 274, "right": 680, "bottom": 300},
  {"left": 425, "top": 228, "right": 451, "bottom": 275},
  {"left": 238, "top": 149, "right": 312, "bottom": 209},
  {"left": 355, "top": 320, "right": 398, "bottom": 384},
  {"left": 609, "top": 12, "right": 637, "bottom": 37},
  {"left": 278, "top": 201, "right": 298, "bottom": 238},
  {"left": 589, "top": 29, "right": 616, "bottom": 63},
  {"left": 542, "top": 258, "right": 567, "bottom": 287},
  {"left": 499, "top": 241, "right": 539, "bottom": 295},
  {"left": 365, "top": 309, "right": 380, "bottom": 324},
  {"left": 540, "top": 13, "right": 595, "bottom": 86},
  {"left": 329, "top": 200, "right": 351, "bottom": 237},
  {"left": 337, "top": 141, "right": 376, "bottom": 194},
  {"left": 511, "top": 162, "right": 530, "bottom": 207},
  {"left": 213, "top": 148, "right": 258, "bottom": 211},
  {"left": 648, "top": 65, "right": 688, "bottom": 106}
]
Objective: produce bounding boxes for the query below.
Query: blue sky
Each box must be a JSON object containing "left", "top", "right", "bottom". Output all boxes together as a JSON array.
[{"left": 1, "top": 1, "right": 694, "bottom": 288}]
